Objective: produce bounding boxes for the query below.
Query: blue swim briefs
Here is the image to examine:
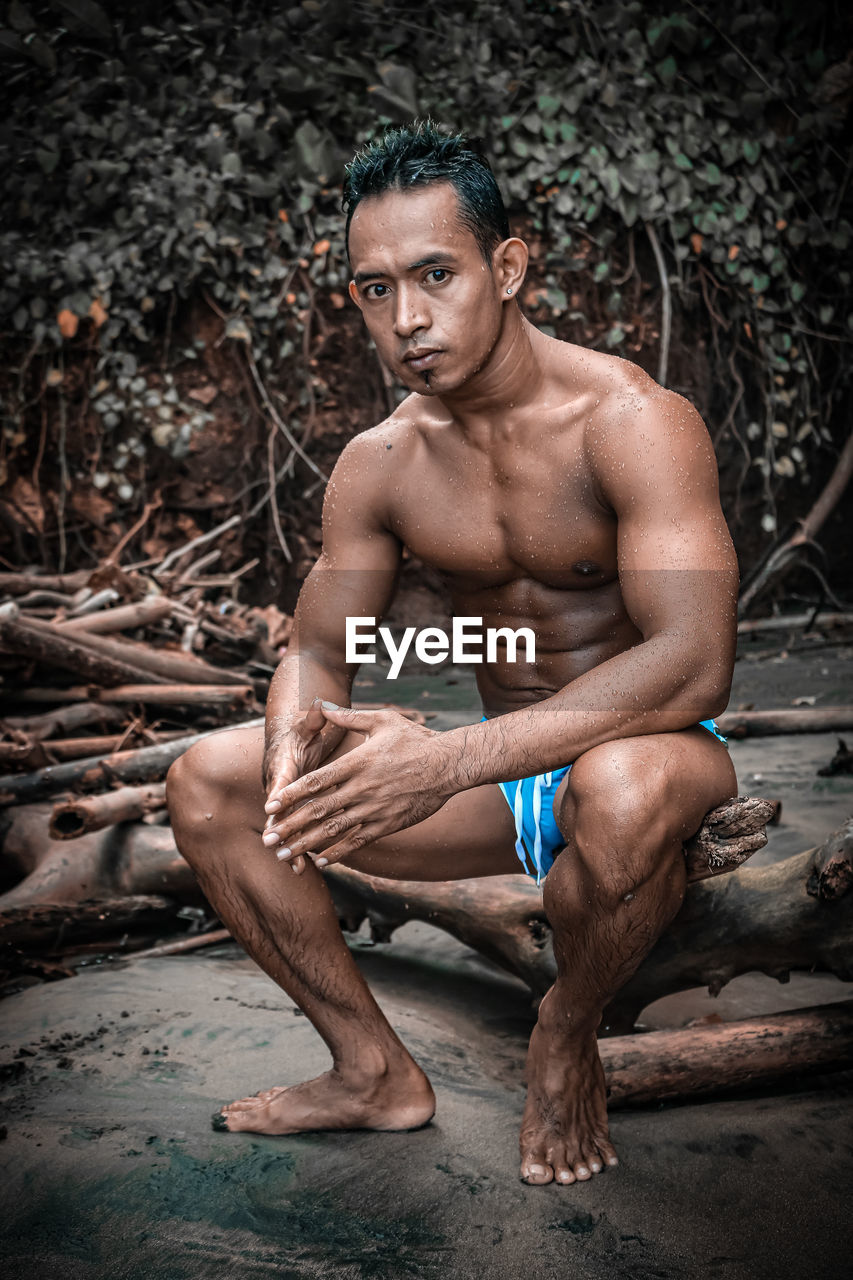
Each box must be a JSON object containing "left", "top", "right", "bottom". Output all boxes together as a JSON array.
[{"left": 492, "top": 719, "right": 727, "bottom": 886}]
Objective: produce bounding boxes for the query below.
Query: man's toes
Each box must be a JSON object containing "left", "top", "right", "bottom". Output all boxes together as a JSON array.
[
  {"left": 594, "top": 1135, "right": 619, "bottom": 1167},
  {"left": 554, "top": 1164, "right": 577, "bottom": 1184},
  {"left": 255, "top": 1087, "right": 288, "bottom": 1103},
  {"left": 520, "top": 1157, "right": 554, "bottom": 1186},
  {"left": 218, "top": 1104, "right": 264, "bottom": 1133}
]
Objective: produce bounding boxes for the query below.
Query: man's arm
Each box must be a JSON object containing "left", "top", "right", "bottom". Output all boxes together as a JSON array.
[
  {"left": 440, "top": 379, "right": 739, "bottom": 784},
  {"left": 262, "top": 428, "right": 403, "bottom": 806},
  {"left": 270, "top": 380, "right": 738, "bottom": 867}
]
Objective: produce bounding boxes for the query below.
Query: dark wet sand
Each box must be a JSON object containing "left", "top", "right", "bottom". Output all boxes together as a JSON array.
[{"left": 1, "top": 639, "right": 851, "bottom": 1279}]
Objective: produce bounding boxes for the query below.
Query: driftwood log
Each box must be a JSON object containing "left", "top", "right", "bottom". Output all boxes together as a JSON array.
[
  {"left": 0, "top": 603, "right": 168, "bottom": 687},
  {"left": 0, "top": 570, "right": 91, "bottom": 596},
  {"left": 49, "top": 783, "right": 168, "bottom": 840},
  {"left": 602, "top": 1000, "right": 853, "bottom": 1106},
  {"left": 717, "top": 706, "right": 853, "bottom": 737},
  {"left": 1, "top": 701, "right": 127, "bottom": 741},
  {"left": 0, "top": 819, "right": 197, "bottom": 912},
  {"left": 0, "top": 895, "right": 182, "bottom": 952},
  {"left": 0, "top": 718, "right": 264, "bottom": 807},
  {"left": 54, "top": 596, "right": 173, "bottom": 634},
  {"left": 24, "top": 607, "right": 250, "bottom": 687},
  {"left": 322, "top": 815, "right": 852, "bottom": 1028}
]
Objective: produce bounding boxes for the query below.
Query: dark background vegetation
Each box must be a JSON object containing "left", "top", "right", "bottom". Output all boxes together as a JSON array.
[{"left": 1, "top": 0, "right": 851, "bottom": 611}]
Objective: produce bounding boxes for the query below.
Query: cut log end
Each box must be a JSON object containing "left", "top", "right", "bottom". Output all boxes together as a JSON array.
[{"left": 684, "top": 795, "right": 775, "bottom": 882}]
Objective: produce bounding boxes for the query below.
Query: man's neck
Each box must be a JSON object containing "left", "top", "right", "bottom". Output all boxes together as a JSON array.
[{"left": 436, "top": 312, "right": 547, "bottom": 441}]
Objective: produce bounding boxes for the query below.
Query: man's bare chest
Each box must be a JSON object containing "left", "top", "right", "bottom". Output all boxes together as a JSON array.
[{"left": 388, "top": 435, "right": 618, "bottom": 588}]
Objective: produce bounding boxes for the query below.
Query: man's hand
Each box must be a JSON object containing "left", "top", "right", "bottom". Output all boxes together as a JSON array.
[
  {"left": 262, "top": 702, "right": 457, "bottom": 871},
  {"left": 263, "top": 698, "right": 331, "bottom": 875}
]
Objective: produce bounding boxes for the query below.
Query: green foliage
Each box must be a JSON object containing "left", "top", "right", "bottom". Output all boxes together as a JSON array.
[{"left": 0, "top": 0, "right": 850, "bottom": 532}]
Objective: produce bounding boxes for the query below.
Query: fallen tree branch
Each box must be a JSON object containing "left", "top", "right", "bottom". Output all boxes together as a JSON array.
[
  {"left": 807, "top": 816, "right": 853, "bottom": 901},
  {"left": 737, "top": 610, "right": 853, "bottom": 635},
  {"left": 23, "top": 614, "right": 250, "bottom": 686},
  {"left": 738, "top": 428, "right": 853, "bottom": 617},
  {"left": 682, "top": 795, "right": 775, "bottom": 880},
  {"left": 1, "top": 702, "right": 126, "bottom": 741},
  {"left": 0, "top": 732, "right": 168, "bottom": 769},
  {"left": 0, "top": 570, "right": 90, "bottom": 596},
  {"left": 153, "top": 512, "right": 242, "bottom": 580},
  {"left": 125, "top": 927, "right": 231, "bottom": 961},
  {"left": 49, "top": 782, "right": 168, "bottom": 840},
  {"left": 2, "top": 815, "right": 850, "bottom": 1031},
  {"left": 55, "top": 596, "right": 173, "bottom": 635},
  {"left": 602, "top": 1000, "right": 853, "bottom": 1106},
  {"left": 90, "top": 683, "right": 257, "bottom": 708},
  {"left": 0, "top": 602, "right": 166, "bottom": 687},
  {"left": 319, "top": 814, "right": 852, "bottom": 1025},
  {"left": 0, "top": 718, "right": 264, "bottom": 808},
  {"left": 0, "top": 895, "right": 180, "bottom": 951},
  {"left": 645, "top": 221, "right": 672, "bottom": 386},
  {"left": 717, "top": 706, "right": 853, "bottom": 737}
]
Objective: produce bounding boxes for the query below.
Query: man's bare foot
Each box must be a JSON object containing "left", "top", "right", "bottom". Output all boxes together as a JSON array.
[
  {"left": 519, "top": 996, "right": 618, "bottom": 1186},
  {"left": 212, "top": 1061, "right": 436, "bottom": 1136}
]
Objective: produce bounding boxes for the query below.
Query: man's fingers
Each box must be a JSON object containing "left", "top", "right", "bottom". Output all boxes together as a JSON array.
[
  {"left": 319, "top": 701, "right": 381, "bottom": 733},
  {"left": 265, "top": 793, "right": 346, "bottom": 845},
  {"left": 279, "top": 757, "right": 351, "bottom": 810},
  {"left": 264, "top": 761, "right": 302, "bottom": 813},
  {"left": 271, "top": 805, "right": 363, "bottom": 860},
  {"left": 305, "top": 825, "right": 376, "bottom": 869}
]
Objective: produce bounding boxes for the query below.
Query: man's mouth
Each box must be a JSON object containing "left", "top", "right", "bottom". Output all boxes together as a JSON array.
[{"left": 402, "top": 349, "right": 442, "bottom": 372}]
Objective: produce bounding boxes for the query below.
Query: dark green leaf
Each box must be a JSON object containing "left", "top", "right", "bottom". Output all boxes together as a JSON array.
[
  {"left": 537, "top": 93, "right": 561, "bottom": 118},
  {"left": 55, "top": 0, "right": 113, "bottom": 38},
  {"left": 7, "top": 2, "right": 35, "bottom": 34}
]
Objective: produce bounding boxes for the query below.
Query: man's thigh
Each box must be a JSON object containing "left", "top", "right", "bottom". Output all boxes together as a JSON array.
[
  {"left": 552, "top": 725, "right": 738, "bottom": 847},
  {"left": 197, "top": 723, "right": 522, "bottom": 882}
]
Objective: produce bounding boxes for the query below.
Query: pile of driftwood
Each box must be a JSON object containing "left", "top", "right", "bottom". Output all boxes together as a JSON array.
[
  {"left": 1, "top": 576, "right": 852, "bottom": 1108},
  {"left": 0, "top": 562, "right": 286, "bottom": 779}
]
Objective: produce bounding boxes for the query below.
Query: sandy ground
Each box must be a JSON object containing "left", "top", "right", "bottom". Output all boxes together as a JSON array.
[{"left": 1, "top": 636, "right": 851, "bottom": 1279}]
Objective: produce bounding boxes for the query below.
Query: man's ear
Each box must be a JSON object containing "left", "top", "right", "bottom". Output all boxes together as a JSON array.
[
  {"left": 348, "top": 279, "right": 363, "bottom": 310},
  {"left": 493, "top": 237, "right": 528, "bottom": 299}
]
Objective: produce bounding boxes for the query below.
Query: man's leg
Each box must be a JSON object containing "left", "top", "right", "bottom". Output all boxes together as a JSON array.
[
  {"left": 166, "top": 725, "right": 520, "bottom": 1136},
  {"left": 519, "top": 726, "right": 737, "bottom": 1185}
]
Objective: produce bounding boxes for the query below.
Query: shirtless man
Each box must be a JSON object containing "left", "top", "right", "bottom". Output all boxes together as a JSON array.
[{"left": 167, "top": 122, "right": 738, "bottom": 1186}]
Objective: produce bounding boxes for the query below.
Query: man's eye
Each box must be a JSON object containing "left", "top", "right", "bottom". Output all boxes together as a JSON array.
[
  {"left": 427, "top": 269, "right": 449, "bottom": 284},
  {"left": 366, "top": 283, "right": 389, "bottom": 299}
]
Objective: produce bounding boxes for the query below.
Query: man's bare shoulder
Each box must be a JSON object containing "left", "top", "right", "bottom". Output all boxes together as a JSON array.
[
  {"left": 334, "top": 394, "right": 440, "bottom": 474},
  {"left": 325, "top": 395, "right": 441, "bottom": 531},
  {"left": 546, "top": 340, "right": 710, "bottom": 461}
]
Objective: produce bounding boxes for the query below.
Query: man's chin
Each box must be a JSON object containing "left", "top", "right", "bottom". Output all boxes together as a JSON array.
[{"left": 399, "top": 370, "right": 441, "bottom": 396}]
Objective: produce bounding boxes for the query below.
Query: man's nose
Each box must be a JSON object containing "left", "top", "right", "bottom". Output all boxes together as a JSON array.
[{"left": 392, "top": 285, "right": 428, "bottom": 338}]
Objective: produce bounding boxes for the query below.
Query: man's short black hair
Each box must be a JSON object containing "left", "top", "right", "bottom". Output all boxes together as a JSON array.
[{"left": 343, "top": 120, "right": 510, "bottom": 263}]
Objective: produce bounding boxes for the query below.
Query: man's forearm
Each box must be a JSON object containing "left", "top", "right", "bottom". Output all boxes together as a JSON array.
[
  {"left": 264, "top": 644, "right": 354, "bottom": 779},
  {"left": 440, "top": 633, "right": 731, "bottom": 792}
]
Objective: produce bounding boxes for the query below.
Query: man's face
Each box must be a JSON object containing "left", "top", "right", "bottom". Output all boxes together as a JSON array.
[{"left": 347, "top": 182, "right": 505, "bottom": 396}]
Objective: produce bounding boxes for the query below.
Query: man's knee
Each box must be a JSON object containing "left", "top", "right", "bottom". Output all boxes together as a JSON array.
[
  {"left": 167, "top": 729, "right": 260, "bottom": 852},
  {"left": 568, "top": 742, "right": 668, "bottom": 840},
  {"left": 559, "top": 741, "right": 682, "bottom": 900}
]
